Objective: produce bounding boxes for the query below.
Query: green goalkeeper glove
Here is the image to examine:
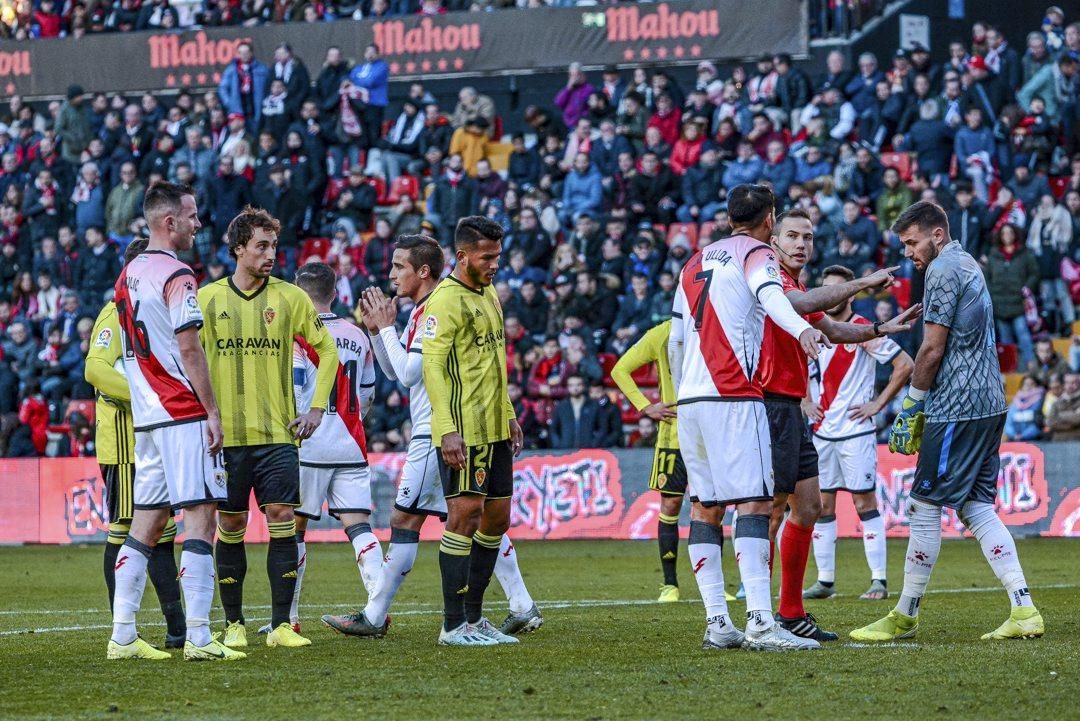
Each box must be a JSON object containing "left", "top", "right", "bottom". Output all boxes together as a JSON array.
[{"left": 888, "top": 395, "right": 925, "bottom": 456}]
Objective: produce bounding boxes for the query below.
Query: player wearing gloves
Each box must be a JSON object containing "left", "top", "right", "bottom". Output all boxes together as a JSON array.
[{"left": 852, "top": 201, "right": 1044, "bottom": 643}]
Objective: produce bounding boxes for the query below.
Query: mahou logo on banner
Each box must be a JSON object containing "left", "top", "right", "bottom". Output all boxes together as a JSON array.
[
  {"left": 0, "top": 50, "right": 31, "bottom": 93},
  {"left": 147, "top": 31, "right": 252, "bottom": 87},
  {"left": 596, "top": 3, "right": 720, "bottom": 62},
  {"left": 373, "top": 17, "right": 481, "bottom": 75}
]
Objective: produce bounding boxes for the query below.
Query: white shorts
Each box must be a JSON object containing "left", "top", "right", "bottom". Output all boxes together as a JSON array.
[
  {"left": 814, "top": 433, "right": 878, "bottom": 493},
  {"left": 296, "top": 464, "right": 373, "bottom": 519},
  {"left": 134, "top": 420, "right": 227, "bottom": 510},
  {"left": 394, "top": 436, "right": 447, "bottom": 520},
  {"left": 677, "top": 400, "right": 773, "bottom": 506}
]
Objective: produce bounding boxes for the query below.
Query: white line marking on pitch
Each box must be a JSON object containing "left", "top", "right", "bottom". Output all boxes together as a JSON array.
[{"left": 0, "top": 583, "right": 1076, "bottom": 637}]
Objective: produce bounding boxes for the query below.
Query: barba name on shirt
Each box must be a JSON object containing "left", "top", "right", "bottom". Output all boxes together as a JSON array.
[{"left": 336, "top": 335, "right": 367, "bottom": 355}]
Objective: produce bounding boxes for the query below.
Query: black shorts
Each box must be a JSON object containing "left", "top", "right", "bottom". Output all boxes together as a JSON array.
[
  {"left": 101, "top": 463, "right": 135, "bottom": 523},
  {"left": 912, "top": 415, "right": 1006, "bottom": 509},
  {"left": 765, "top": 396, "right": 819, "bottom": 496},
  {"left": 650, "top": 448, "right": 688, "bottom": 496},
  {"left": 438, "top": 440, "right": 514, "bottom": 500},
  {"left": 220, "top": 443, "right": 300, "bottom": 513}
]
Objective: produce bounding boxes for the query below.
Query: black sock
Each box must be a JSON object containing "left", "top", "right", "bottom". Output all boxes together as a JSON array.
[
  {"left": 658, "top": 513, "right": 680, "bottom": 586},
  {"left": 820, "top": 580, "right": 835, "bottom": 588},
  {"left": 439, "top": 531, "right": 472, "bottom": 631},
  {"left": 464, "top": 531, "right": 502, "bottom": 625},
  {"left": 266, "top": 521, "right": 298, "bottom": 628},
  {"left": 215, "top": 528, "right": 247, "bottom": 624},
  {"left": 103, "top": 541, "right": 121, "bottom": 610},
  {"left": 148, "top": 540, "right": 185, "bottom": 637}
]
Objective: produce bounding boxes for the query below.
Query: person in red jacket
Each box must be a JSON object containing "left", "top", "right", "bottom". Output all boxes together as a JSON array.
[
  {"left": 18, "top": 381, "right": 49, "bottom": 456},
  {"left": 669, "top": 119, "right": 706, "bottom": 176},
  {"left": 646, "top": 93, "right": 682, "bottom": 147},
  {"left": 33, "top": 0, "right": 63, "bottom": 37}
]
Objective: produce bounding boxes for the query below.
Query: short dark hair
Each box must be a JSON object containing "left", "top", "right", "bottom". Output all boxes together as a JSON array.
[
  {"left": 395, "top": 234, "right": 444, "bottom": 277},
  {"left": 727, "top": 184, "right": 775, "bottom": 226},
  {"left": 226, "top": 206, "right": 282, "bottom": 259},
  {"left": 774, "top": 52, "right": 793, "bottom": 66},
  {"left": 821, "top": 264, "right": 855, "bottom": 282},
  {"left": 123, "top": 237, "right": 149, "bottom": 265},
  {"left": 775, "top": 207, "right": 811, "bottom": 228},
  {"left": 454, "top": 215, "right": 504, "bottom": 249},
  {"left": 891, "top": 200, "right": 950, "bottom": 237},
  {"left": 954, "top": 179, "right": 974, "bottom": 194},
  {"left": 294, "top": 262, "right": 337, "bottom": 304},
  {"left": 142, "top": 181, "right": 193, "bottom": 221}
]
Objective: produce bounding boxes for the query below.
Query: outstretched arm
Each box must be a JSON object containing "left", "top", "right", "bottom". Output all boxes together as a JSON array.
[{"left": 785, "top": 266, "right": 898, "bottom": 315}]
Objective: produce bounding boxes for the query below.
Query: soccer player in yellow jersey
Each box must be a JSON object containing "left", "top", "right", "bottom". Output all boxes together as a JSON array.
[
  {"left": 198, "top": 207, "right": 339, "bottom": 649},
  {"left": 610, "top": 319, "right": 691, "bottom": 604},
  {"left": 85, "top": 237, "right": 186, "bottom": 648},
  {"left": 423, "top": 216, "right": 524, "bottom": 647}
]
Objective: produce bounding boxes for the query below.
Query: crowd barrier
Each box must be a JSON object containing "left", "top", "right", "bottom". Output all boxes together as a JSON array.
[
  {"left": 1, "top": 442, "right": 1077, "bottom": 544},
  {"left": 0, "top": 0, "right": 806, "bottom": 98}
]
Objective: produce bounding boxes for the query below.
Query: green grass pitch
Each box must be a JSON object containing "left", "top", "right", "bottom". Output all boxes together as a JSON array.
[{"left": 0, "top": 538, "right": 1076, "bottom": 721}]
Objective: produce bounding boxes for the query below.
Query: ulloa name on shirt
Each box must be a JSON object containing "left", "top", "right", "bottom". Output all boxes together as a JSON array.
[{"left": 702, "top": 248, "right": 733, "bottom": 265}]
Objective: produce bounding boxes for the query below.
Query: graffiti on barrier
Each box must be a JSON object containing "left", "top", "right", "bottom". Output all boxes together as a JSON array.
[
  {"left": 511, "top": 451, "right": 624, "bottom": 538},
  {"left": 64, "top": 474, "right": 109, "bottom": 538}
]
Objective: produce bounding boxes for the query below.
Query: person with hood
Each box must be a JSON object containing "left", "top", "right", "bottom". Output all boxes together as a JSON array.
[
  {"left": 1027, "top": 193, "right": 1076, "bottom": 331},
  {"left": 54, "top": 85, "right": 92, "bottom": 165},
  {"left": 985, "top": 223, "right": 1040, "bottom": 368},
  {"left": 1005, "top": 375, "right": 1045, "bottom": 441}
]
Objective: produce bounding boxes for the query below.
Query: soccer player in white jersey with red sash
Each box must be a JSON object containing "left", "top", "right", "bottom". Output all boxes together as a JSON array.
[
  {"left": 107, "top": 182, "right": 242, "bottom": 661},
  {"left": 802, "top": 264, "right": 913, "bottom": 602}
]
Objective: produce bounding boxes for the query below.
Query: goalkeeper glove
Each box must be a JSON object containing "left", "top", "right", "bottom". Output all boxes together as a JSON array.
[{"left": 888, "top": 395, "right": 925, "bottom": 456}]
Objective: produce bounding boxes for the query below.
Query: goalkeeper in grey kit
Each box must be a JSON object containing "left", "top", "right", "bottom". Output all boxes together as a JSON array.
[{"left": 850, "top": 201, "right": 1044, "bottom": 643}]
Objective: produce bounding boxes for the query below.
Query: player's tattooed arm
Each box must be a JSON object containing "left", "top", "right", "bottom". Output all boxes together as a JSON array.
[{"left": 786, "top": 266, "right": 899, "bottom": 315}]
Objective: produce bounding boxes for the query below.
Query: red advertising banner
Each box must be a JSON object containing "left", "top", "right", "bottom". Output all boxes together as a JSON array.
[{"left": 0, "top": 443, "right": 1076, "bottom": 545}]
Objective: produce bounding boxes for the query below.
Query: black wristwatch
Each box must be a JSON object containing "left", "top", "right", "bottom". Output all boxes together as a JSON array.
[{"left": 872, "top": 321, "right": 884, "bottom": 337}]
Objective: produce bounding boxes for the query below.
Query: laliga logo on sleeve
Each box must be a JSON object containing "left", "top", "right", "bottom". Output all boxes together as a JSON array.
[
  {"left": 185, "top": 295, "right": 199, "bottom": 310},
  {"left": 95, "top": 328, "right": 113, "bottom": 348},
  {"left": 423, "top": 315, "right": 438, "bottom": 339}
]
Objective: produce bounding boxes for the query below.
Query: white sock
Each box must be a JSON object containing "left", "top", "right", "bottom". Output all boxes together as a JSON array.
[
  {"left": 960, "top": 501, "right": 1034, "bottom": 609},
  {"left": 897, "top": 500, "right": 941, "bottom": 618},
  {"left": 111, "top": 540, "right": 150, "bottom": 644},
  {"left": 347, "top": 524, "right": 383, "bottom": 597},
  {"left": 180, "top": 540, "right": 215, "bottom": 646},
  {"left": 734, "top": 514, "right": 773, "bottom": 632},
  {"left": 687, "top": 521, "right": 732, "bottom": 632},
  {"left": 289, "top": 540, "right": 307, "bottom": 625},
  {"left": 364, "top": 529, "right": 420, "bottom": 626},
  {"left": 813, "top": 515, "right": 837, "bottom": 584},
  {"left": 859, "top": 510, "right": 887, "bottom": 582},
  {"left": 494, "top": 534, "right": 534, "bottom": 615}
]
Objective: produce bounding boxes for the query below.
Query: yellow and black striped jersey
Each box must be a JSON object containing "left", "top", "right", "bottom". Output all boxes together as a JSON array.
[
  {"left": 198, "top": 276, "right": 339, "bottom": 448},
  {"left": 611, "top": 320, "right": 678, "bottom": 449},
  {"left": 422, "top": 275, "right": 515, "bottom": 448},
  {"left": 84, "top": 302, "right": 134, "bottom": 465}
]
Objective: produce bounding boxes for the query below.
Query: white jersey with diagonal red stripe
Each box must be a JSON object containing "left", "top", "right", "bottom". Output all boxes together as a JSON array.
[
  {"left": 401, "top": 298, "right": 432, "bottom": 437},
  {"left": 294, "top": 314, "right": 376, "bottom": 465},
  {"left": 114, "top": 250, "right": 207, "bottom": 431},
  {"left": 809, "top": 314, "right": 901, "bottom": 440},
  {"left": 671, "top": 234, "right": 787, "bottom": 401}
]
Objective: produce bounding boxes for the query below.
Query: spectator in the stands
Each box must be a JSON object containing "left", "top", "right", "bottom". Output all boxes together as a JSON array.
[
  {"left": 1046, "top": 372, "right": 1080, "bottom": 441},
  {"left": 837, "top": 199, "right": 879, "bottom": 252},
  {"left": 1028, "top": 193, "right": 1076, "bottom": 332},
  {"left": 615, "top": 91, "right": 648, "bottom": 153},
  {"left": 986, "top": 26, "right": 1022, "bottom": 91},
  {"left": 1005, "top": 375, "right": 1045, "bottom": 441},
  {"left": 629, "top": 151, "right": 678, "bottom": 226},
  {"left": 986, "top": 223, "right": 1039, "bottom": 368},
  {"left": 677, "top": 144, "right": 724, "bottom": 223},
  {"left": 560, "top": 153, "right": 603, "bottom": 228},
  {"left": 948, "top": 180, "right": 990, "bottom": 260},
  {"left": 1023, "top": 31, "right": 1054, "bottom": 86},
  {"left": 429, "top": 153, "right": 478, "bottom": 245},
  {"left": 723, "top": 140, "right": 764, "bottom": 189},
  {"left": 876, "top": 166, "right": 913, "bottom": 234},
  {"left": 961, "top": 55, "right": 1011, "bottom": 126},
  {"left": 218, "top": 42, "right": 268, "bottom": 128},
  {"left": 669, "top": 119, "right": 705, "bottom": 176},
  {"left": 555, "top": 62, "right": 596, "bottom": 130},
  {"left": 549, "top": 375, "right": 604, "bottom": 449},
  {"left": 1029, "top": 339, "right": 1071, "bottom": 386},
  {"left": 955, "top": 106, "right": 996, "bottom": 202},
  {"left": 590, "top": 119, "right": 632, "bottom": 179},
  {"left": 845, "top": 52, "right": 885, "bottom": 113},
  {"left": 269, "top": 43, "right": 311, "bottom": 106},
  {"left": 349, "top": 44, "right": 390, "bottom": 149},
  {"left": 762, "top": 139, "right": 796, "bottom": 199},
  {"left": 896, "top": 100, "right": 954, "bottom": 184},
  {"left": 1009, "top": 162, "right": 1053, "bottom": 213},
  {"left": 647, "top": 93, "right": 682, "bottom": 147}
]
